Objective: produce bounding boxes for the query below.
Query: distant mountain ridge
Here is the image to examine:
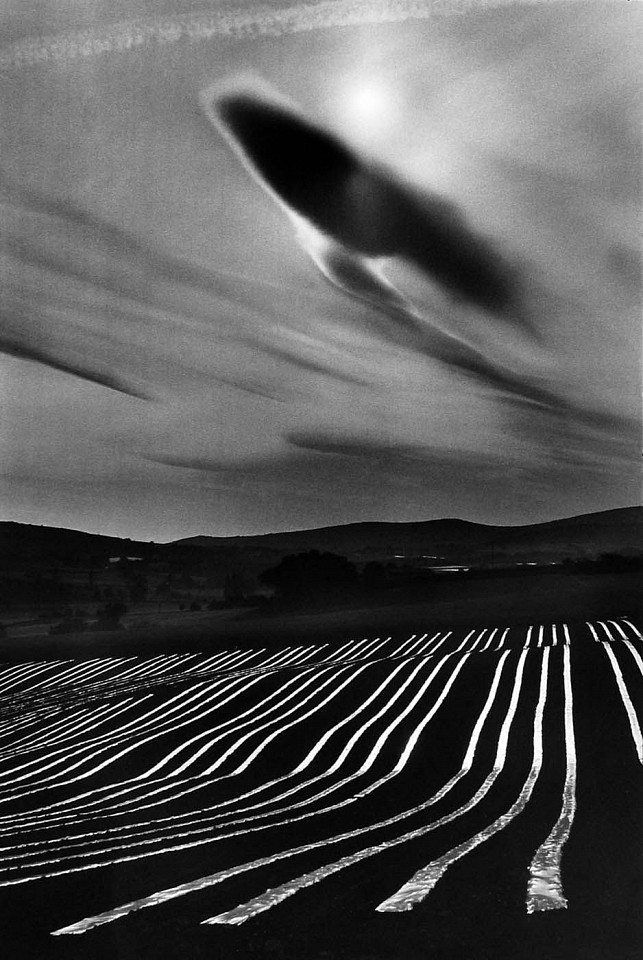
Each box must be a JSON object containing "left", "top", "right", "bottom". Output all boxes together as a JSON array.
[
  {"left": 1, "top": 507, "right": 640, "bottom": 572},
  {"left": 173, "top": 506, "right": 642, "bottom": 565}
]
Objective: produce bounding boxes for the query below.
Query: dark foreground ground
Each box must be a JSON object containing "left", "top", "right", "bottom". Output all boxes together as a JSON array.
[
  {"left": 0, "top": 573, "right": 640, "bottom": 960},
  {"left": 1, "top": 569, "right": 640, "bottom": 661}
]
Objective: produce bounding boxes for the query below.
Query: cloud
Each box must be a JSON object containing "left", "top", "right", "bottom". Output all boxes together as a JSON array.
[
  {"left": 148, "top": 425, "right": 526, "bottom": 487},
  {"left": 284, "top": 424, "right": 641, "bottom": 518},
  {"left": 201, "top": 77, "right": 561, "bottom": 410},
  {"left": 140, "top": 448, "right": 473, "bottom": 515},
  {"left": 287, "top": 430, "right": 464, "bottom": 464},
  {"left": 0, "top": 176, "right": 209, "bottom": 397},
  {"left": 0, "top": 333, "right": 151, "bottom": 399},
  {"left": 1, "top": 173, "right": 246, "bottom": 311},
  {"left": 1, "top": 173, "right": 362, "bottom": 401},
  {"left": 138, "top": 434, "right": 560, "bottom": 523},
  {"left": 0, "top": 1, "right": 531, "bottom": 72},
  {"left": 284, "top": 430, "right": 545, "bottom": 492},
  {"left": 211, "top": 82, "right": 519, "bottom": 310}
]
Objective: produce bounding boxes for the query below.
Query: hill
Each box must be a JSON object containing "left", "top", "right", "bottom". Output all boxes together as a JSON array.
[
  {"left": 174, "top": 506, "right": 642, "bottom": 567},
  {"left": 0, "top": 507, "right": 639, "bottom": 619},
  {"left": 1, "top": 507, "right": 640, "bottom": 574}
]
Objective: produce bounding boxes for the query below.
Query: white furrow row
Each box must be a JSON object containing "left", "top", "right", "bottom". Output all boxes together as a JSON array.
[
  {"left": 0, "top": 637, "right": 484, "bottom": 828},
  {"left": 527, "top": 644, "right": 577, "bottom": 911},
  {"left": 51, "top": 650, "right": 516, "bottom": 934},
  {"left": 0, "top": 697, "right": 151, "bottom": 759},
  {"left": 1, "top": 655, "right": 464, "bottom": 880},
  {"left": 0, "top": 676, "right": 259, "bottom": 786},
  {"left": 0, "top": 660, "right": 73, "bottom": 694},
  {"left": 0, "top": 618, "right": 637, "bottom": 935},
  {"left": 4, "top": 648, "right": 506, "bottom": 874},
  {"left": 0, "top": 664, "right": 371, "bottom": 827},
  {"left": 0, "top": 658, "right": 420, "bottom": 859},
  {"left": 599, "top": 643, "right": 643, "bottom": 764},
  {"left": 2, "top": 650, "right": 500, "bottom": 883},
  {"left": 0, "top": 671, "right": 330, "bottom": 809}
]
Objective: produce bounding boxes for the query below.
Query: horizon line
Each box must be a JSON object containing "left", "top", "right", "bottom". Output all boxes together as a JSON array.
[{"left": 1, "top": 503, "right": 639, "bottom": 546}]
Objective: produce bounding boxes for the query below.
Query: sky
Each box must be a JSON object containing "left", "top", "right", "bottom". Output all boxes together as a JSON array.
[{"left": 0, "top": 0, "right": 641, "bottom": 541}]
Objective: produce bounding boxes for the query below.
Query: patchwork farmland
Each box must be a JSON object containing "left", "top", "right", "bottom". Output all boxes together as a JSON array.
[{"left": 0, "top": 620, "right": 640, "bottom": 959}]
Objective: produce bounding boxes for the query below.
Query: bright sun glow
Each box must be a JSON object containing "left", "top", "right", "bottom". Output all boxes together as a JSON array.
[{"left": 339, "top": 79, "right": 398, "bottom": 141}]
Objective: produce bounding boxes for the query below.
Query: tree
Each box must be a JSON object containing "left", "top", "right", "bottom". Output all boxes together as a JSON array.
[
  {"left": 260, "top": 551, "right": 358, "bottom": 603},
  {"left": 128, "top": 575, "right": 148, "bottom": 603},
  {"left": 361, "top": 561, "right": 388, "bottom": 591},
  {"left": 96, "top": 601, "right": 128, "bottom": 628}
]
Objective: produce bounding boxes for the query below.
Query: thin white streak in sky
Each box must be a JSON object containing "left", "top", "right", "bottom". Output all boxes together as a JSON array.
[{"left": 0, "top": 1, "right": 579, "bottom": 71}]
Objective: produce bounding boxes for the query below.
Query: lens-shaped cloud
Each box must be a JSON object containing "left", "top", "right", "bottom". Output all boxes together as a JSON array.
[
  {"left": 201, "top": 77, "right": 556, "bottom": 408},
  {"left": 207, "top": 80, "right": 519, "bottom": 310}
]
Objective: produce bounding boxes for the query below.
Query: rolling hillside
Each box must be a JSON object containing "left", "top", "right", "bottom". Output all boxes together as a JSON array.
[{"left": 175, "top": 507, "right": 642, "bottom": 566}]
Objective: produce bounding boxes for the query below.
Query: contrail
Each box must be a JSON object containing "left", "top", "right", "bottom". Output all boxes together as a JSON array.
[{"left": 0, "top": 1, "right": 578, "bottom": 72}]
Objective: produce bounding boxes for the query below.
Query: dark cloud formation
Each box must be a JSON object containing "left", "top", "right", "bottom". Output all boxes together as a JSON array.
[
  {"left": 202, "top": 79, "right": 558, "bottom": 409},
  {"left": 287, "top": 430, "right": 472, "bottom": 464},
  {"left": 210, "top": 84, "right": 519, "bottom": 312},
  {"left": 0, "top": 332, "right": 150, "bottom": 399},
  {"left": 142, "top": 427, "right": 636, "bottom": 533},
  {"left": 287, "top": 415, "right": 640, "bottom": 479},
  {"left": 142, "top": 443, "right": 509, "bottom": 508}
]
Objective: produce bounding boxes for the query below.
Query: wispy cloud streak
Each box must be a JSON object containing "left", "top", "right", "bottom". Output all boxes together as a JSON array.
[
  {"left": 0, "top": 175, "right": 360, "bottom": 399},
  {"left": 0, "top": 333, "right": 150, "bottom": 400},
  {"left": 0, "top": 2, "right": 581, "bottom": 71}
]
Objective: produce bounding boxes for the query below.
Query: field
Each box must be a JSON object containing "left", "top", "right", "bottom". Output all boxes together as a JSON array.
[
  {"left": 0, "top": 612, "right": 640, "bottom": 959},
  {"left": 2, "top": 568, "right": 640, "bottom": 658}
]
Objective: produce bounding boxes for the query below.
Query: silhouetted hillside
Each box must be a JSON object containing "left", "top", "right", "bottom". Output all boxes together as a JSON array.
[
  {"left": 0, "top": 523, "right": 152, "bottom": 570},
  {"left": 1, "top": 507, "right": 640, "bottom": 617},
  {"left": 175, "top": 506, "right": 642, "bottom": 566},
  {"left": 2, "top": 507, "right": 640, "bottom": 574}
]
